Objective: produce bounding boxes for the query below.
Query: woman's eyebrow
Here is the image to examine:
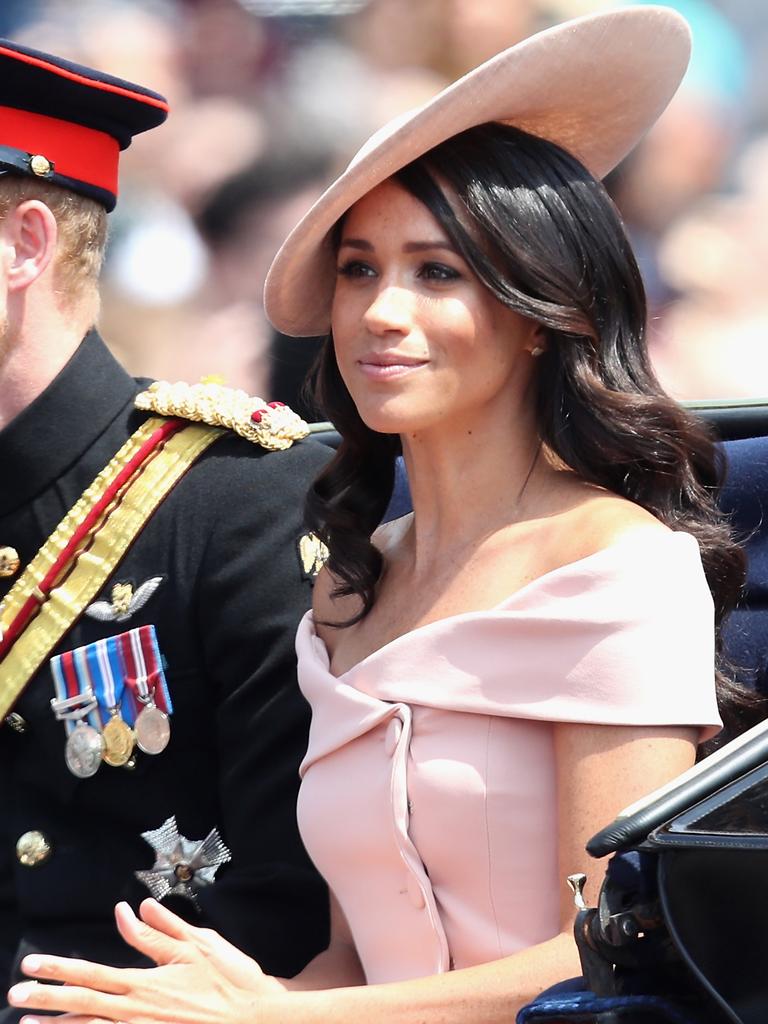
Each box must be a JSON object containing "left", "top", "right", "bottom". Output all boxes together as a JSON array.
[
  {"left": 338, "top": 238, "right": 373, "bottom": 251},
  {"left": 338, "top": 238, "right": 456, "bottom": 253},
  {"left": 402, "top": 241, "right": 456, "bottom": 254}
]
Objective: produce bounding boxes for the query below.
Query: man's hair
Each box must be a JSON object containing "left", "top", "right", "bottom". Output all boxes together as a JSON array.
[{"left": 0, "top": 175, "right": 107, "bottom": 308}]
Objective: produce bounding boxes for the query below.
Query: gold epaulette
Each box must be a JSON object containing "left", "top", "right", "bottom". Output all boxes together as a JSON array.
[{"left": 135, "top": 381, "right": 309, "bottom": 452}]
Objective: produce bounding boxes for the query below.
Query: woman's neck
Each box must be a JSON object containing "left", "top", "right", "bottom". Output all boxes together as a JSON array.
[{"left": 399, "top": 402, "right": 548, "bottom": 572}]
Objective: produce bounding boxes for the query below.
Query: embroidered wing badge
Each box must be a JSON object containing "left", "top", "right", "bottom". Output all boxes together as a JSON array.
[{"left": 85, "top": 577, "right": 164, "bottom": 623}]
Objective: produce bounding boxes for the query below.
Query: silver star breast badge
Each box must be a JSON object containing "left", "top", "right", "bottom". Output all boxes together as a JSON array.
[{"left": 135, "top": 815, "right": 232, "bottom": 905}]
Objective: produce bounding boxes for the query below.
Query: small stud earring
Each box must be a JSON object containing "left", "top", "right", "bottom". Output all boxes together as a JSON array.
[{"left": 530, "top": 345, "right": 545, "bottom": 358}]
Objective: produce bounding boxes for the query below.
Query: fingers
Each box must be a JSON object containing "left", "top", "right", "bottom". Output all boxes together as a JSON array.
[
  {"left": 137, "top": 897, "right": 196, "bottom": 939},
  {"left": 18, "top": 955, "right": 128, "bottom": 994},
  {"left": 114, "top": 901, "right": 191, "bottom": 966},
  {"left": 28, "top": 1018, "right": 117, "bottom": 1024},
  {"left": 8, "top": 978, "right": 120, "bottom": 1018},
  {"left": 19, "top": 1016, "right": 116, "bottom": 1024},
  {"left": 138, "top": 900, "right": 270, "bottom": 991}
]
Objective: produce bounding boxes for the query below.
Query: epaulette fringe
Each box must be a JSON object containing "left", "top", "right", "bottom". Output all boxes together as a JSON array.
[{"left": 135, "top": 381, "right": 309, "bottom": 451}]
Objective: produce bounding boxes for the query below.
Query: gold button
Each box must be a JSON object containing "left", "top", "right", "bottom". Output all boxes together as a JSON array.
[
  {"left": 0, "top": 546, "right": 20, "bottom": 578},
  {"left": 16, "top": 830, "right": 53, "bottom": 867},
  {"left": 29, "top": 154, "right": 52, "bottom": 177}
]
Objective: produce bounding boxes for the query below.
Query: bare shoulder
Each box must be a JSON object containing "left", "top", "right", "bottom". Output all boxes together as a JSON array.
[
  {"left": 571, "top": 490, "right": 669, "bottom": 550},
  {"left": 543, "top": 476, "right": 671, "bottom": 567}
]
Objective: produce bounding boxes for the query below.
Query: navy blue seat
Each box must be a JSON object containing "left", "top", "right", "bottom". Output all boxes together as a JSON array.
[
  {"left": 720, "top": 437, "right": 768, "bottom": 695},
  {"left": 382, "top": 457, "right": 411, "bottom": 522}
]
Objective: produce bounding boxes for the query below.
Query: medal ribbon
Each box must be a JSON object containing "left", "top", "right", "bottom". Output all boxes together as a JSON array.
[
  {"left": 89, "top": 635, "right": 126, "bottom": 726},
  {"left": 0, "top": 419, "right": 225, "bottom": 721},
  {"left": 50, "top": 650, "right": 101, "bottom": 735},
  {"left": 120, "top": 625, "right": 173, "bottom": 721}
]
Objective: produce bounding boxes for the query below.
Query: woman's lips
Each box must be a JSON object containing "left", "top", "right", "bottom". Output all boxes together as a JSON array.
[{"left": 357, "top": 355, "right": 428, "bottom": 379}]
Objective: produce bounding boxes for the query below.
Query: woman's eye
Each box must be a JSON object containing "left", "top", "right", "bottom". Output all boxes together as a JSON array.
[
  {"left": 337, "top": 260, "right": 376, "bottom": 279},
  {"left": 419, "top": 262, "right": 460, "bottom": 282}
]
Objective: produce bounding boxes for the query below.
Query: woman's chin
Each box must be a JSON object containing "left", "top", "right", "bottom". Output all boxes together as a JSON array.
[
  {"left": 357, "top": 406, "right": 432, "bottom": 436},
  {"left": 359, "top": 415, "right": 408, "bottom": 436}
]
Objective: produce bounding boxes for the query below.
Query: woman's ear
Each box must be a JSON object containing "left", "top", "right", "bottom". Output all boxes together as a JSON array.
[
  {"left": 4, "top": 199, "right": 58, "bottom": 294},
  {"left": 527, "top": 323, "right": 547, "bottom": 358}
]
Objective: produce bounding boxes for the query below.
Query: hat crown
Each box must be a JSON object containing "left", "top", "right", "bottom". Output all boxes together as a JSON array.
[{"left": 265, "top": 4, "right": 692, "bottom": 337}]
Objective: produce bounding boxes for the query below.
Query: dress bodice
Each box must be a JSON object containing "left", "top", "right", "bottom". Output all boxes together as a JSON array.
[{"left": 296, "top": 530, "right": 721, "bottom": 982}]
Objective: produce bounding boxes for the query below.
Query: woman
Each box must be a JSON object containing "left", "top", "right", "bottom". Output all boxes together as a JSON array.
[{"left": 8, "top": 6, "right": 747, "bottom": 1023}]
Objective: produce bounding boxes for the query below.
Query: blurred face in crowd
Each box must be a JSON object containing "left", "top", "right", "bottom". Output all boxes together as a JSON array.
[{"left": 331, "top": 177, "right": 538, "bottom": 438}]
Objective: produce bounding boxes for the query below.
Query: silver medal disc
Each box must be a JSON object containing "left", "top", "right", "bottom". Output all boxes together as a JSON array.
[
  {"left": 135, "top": 705, "right": 170, "bottom": 755},
  {"left": 65, "top": 723, "right": 105, "bottom": 778}
]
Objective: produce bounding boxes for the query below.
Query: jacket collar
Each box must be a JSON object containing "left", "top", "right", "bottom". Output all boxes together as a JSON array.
[{"left": 0, "top": 330, "right": 138, "bottom": 516}]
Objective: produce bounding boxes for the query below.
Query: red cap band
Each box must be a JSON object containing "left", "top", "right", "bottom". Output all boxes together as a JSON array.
[{"left": 0, "top": 105, "right": 120, "bottom": 196}]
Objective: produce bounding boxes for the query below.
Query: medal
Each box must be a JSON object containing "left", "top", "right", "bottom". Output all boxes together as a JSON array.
[
  {"left": 50, "top": 628, "right": 173, "bottom": 772},
  {"left": 135, "top": 703, "right": 170, "bottom": 755},
  {"left": 86, "top": 633, "right": 135, "bottom": 766},
  {"left": 65, "top": 721, "right": 105, "bottom": 778},
  {"left": 102, "top": 709, "right": 135, "bottom": 767},
  {"left": 120, "top": 626, "right": 173, "bottom": 756},
  {"left": 50, "top": 683, "right": 104, "bottom": 779},
  {"left": 136, "top": 816, "right": 232, "bottom": 904}
]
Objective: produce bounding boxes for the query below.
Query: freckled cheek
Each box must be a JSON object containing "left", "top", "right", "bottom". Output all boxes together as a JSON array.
[{"left": 421, "top": 318, "right": 480, "bottom": 369}]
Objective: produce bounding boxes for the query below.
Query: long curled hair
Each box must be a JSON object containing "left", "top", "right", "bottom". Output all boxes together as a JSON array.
[{"left": 306, "top": 122, "right": 752, "bottom": 734}]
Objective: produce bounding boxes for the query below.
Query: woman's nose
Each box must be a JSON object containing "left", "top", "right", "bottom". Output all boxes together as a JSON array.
[{"left": 363, "top": 285, "right": 413, "bottom": 334}]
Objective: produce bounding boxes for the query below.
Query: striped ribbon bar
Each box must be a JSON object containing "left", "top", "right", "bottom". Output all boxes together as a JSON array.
[
  {"left": 118, "top": 625, "right": 173, "bottom": 723},
  {"left": 50, "top": 625, "right": 173, "bottom": 730}
]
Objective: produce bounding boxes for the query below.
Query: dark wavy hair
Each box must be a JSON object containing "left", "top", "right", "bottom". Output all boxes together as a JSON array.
[{"left": 306, "top": 122, "right": 753, "bottom": 735}]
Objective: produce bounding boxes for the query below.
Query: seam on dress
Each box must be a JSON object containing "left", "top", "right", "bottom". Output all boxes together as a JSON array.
[{"left": 484, "top": 714, "right": 503, "bottom": 958}]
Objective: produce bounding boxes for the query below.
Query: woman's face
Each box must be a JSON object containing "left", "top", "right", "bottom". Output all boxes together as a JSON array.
[{"left": 331, "top": 178, "right": 539, "bottom": 437}]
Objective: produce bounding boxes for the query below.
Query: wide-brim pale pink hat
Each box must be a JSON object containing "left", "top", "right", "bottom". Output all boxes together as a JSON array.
[{"left": 264, "top": 4, "right": 691, "bottom": 338}]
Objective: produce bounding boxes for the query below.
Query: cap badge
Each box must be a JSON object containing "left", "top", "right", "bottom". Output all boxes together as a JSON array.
[
  {"left": 135, "top": 815, "right": 232, "bottom": 906},
  {"left": 85, "top": 576, "right": 164, "bottom": 622},
  {"left": 29, "top": 154, "right": 53, "bottom": 178}
]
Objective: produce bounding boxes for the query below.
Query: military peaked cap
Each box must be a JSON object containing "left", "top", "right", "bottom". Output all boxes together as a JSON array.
[{"left": 0, "top": 38, "right": 169, "bottom": 210}]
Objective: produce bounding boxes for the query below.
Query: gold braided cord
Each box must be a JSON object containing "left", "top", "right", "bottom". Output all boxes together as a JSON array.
[
  {"left": 135, "top": 381, "right": 309, "bottom": 451},
  {"left": 0, "top": 417, "right": 166, "bottom": 630},
  {"left": 0, "top": 422, "right": 223, "bottom": 721}
]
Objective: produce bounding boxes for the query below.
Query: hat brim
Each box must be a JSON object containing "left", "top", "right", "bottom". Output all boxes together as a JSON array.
[{"left": 264, "top": 4, "right": 691, "bottom": 338}]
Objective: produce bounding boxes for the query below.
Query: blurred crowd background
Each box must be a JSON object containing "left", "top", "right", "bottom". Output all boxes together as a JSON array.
[{"left": 5, "top": 0, "right": 768, "bottom": 411}]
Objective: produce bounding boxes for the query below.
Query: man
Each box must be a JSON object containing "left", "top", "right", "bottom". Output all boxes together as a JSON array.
[{"left": 0, "top": 40, "right": 329, "bottom": 1019}]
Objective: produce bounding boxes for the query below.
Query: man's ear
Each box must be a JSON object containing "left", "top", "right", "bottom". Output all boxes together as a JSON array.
[{"left": 4, "top": 199, "right": 58, "bottom": 293}]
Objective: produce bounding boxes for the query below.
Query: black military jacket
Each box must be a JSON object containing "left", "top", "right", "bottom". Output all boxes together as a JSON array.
[{"left": 0, "top": 333, "right": 330, "bottom": 1014}]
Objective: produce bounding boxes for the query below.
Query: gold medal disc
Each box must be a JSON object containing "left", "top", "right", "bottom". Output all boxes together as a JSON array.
[{"left": 102, "top": 714, "right": 135, "bottom": 767}]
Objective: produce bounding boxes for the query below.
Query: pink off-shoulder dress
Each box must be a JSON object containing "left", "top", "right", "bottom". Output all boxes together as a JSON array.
[{"left": 295, "top": 530, "right": 721, "bottom": 984}]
